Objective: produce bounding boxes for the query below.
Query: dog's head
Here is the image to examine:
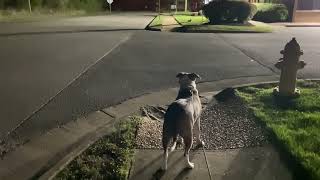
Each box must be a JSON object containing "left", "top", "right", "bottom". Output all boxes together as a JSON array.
[{"left": 176, "top": 72, "right": 201, "bottom": 90}]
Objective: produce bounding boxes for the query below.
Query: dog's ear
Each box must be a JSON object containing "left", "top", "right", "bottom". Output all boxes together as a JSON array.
[
  {"left": 188, "top": 73, "right": 201, "bottom": 80},
  {"left": 176, "top": 72, "right": 187, "bottom": 78}
]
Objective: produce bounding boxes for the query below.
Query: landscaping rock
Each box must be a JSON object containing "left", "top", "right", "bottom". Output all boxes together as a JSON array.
[
  {"left": 135, "top": 117, "right": 162, "bottom": 149},
  {"left": 135, "top": 94, "right": 269, "bottom": 150},
  {"left": 201, "top": 96, "right": 269, "bottom": 150}
]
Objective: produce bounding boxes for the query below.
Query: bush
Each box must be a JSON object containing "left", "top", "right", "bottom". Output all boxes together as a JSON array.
[
  {"left": 67, "top": 0, "right": 104, "bottom": 12},
  {"left": 253, "top": 3, "right": 289, "bottom": 22},
  {"left": 202, "top": 0, "right": 256, "bottom": 24},
  {"left": 30, "top": 0, "right": 43, "bottom": 9}
]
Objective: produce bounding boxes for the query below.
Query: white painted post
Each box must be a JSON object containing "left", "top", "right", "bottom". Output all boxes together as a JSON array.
[
  {"left": 292, "top": 0, "right": 298, "bottom": 22},
  {"left": 107, "top": 0, "right": 113, "bottom": 13},
  {"left": 28, "top": 0, "right": 32, "bottom": 13},
  {"left": 185, "top": 0, "right": 188, "bottom": 12},
  {"left": 176, "top": 0, "right": 178, "bottom": 13}
]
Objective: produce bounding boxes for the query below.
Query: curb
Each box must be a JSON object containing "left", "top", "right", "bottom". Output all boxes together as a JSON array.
[
  {"left": 285, "top": 24, "right": 320, "bottom": 27},
  {"left": 0, "top": 75, "right": 282, "bottom": 180}
]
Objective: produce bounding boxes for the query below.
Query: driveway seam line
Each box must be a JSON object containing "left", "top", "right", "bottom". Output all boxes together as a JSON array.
[
  {"left": 100, "top": 110, "right": 116, "bottom": 118},
  {"left": 215, "top": 33, "right": 279, "bottom": 75}
]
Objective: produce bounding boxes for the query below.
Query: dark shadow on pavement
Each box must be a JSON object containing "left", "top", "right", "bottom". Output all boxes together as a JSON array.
[
  {"left": 220, "top": 146, "right": 293, "bottom": 180},
  {"left": 174, "top": 168, "right": 193, "bottom": 180},
  {"left": 152, "top": 168, "right": 166, "bottom": 180},
  {"left": 130, "top": 153, "right": 163, "bottom": 180},
  {"left": 172, "top": 150, "right": 196, "bottom": 180}
]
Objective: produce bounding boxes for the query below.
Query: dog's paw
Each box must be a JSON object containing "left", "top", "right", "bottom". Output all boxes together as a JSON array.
[
  {"left": 170, "top": 142, "right": 177, "bottom": 152},
  {"left": 199, "top": 140, "right": 205, "bottom": 147},
  {"left": 187, "top": 162, "right": 195, "bottom": 169},
  {"left": 170, "top": 146, "right": 175, "bottom": 152},
  {"left": 196, "top": 140, "right": 205, "bottom": 147},
  {"left": 161, "top": 164, "right": 168, "bottom": 171}
]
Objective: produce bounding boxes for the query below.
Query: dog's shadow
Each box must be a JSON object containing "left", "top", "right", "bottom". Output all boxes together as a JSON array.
[
  {"left": 152, "top": 169, "right": 166, "bottom": 180},
  {"left": 152, "top": 167, "right": 193, "bottom": 180},
  {"left": 152, "top": 148, "right": 200, "bottom": 180},
  {"left": 174, "top": 167, "right": 193, "bottom": 180}
]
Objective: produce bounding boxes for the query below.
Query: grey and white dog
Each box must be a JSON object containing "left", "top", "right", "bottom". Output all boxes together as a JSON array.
[{"left": 162, "top": 72, "right": 205, "bottom": 170}]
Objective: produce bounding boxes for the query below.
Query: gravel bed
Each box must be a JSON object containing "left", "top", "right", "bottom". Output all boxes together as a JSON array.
[
  {"left": 201, "top": 96, "right": 268, "bottom": 150},
  {"left": 135, "top": 117, "right": 163, "bottom": 149},
  {"left": 135, "top": 94, "right": 269, "bottom": 150}
]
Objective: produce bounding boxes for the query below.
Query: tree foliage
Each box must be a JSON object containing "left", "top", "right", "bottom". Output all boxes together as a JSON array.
[{"left": 0, "top": 0, "right": 105, "bottom": 11}]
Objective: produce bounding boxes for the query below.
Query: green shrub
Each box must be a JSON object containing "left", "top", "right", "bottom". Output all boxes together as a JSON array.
[
  {"left": 253, "top": 3, "right": 288, "bottom": 22},
  {"left": 202, "top": 0, "right": 256, "bottom": 24},
  {"left": 67, "top": 0, "right": 104, "bottom": 12},
  {"left": 31, "top": 0, "right": 43, "bottom": 8}
]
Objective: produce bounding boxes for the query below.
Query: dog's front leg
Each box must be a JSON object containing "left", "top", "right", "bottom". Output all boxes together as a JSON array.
[{"left": 194, "top": 117, "right": 205, "bottom": 147}]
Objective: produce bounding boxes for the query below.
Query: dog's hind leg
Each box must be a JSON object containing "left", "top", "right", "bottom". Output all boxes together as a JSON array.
[
  {"left": 170, "top": 135, "right": 178, "bottom": 152},
  {"left": 183, "top": 133, "right": 194, "bottom": 169},
  {"left": 162, "top": 148, "right": 169, "bottom": 170},
  {"left": 162, "top": 133, "right": 170, "bottom": 170},
  {"left": 194, "top": 117, "right": 205, "bottom": 147}
]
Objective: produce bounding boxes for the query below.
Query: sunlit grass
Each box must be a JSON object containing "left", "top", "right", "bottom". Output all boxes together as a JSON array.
[
  {"left": 148, "top": 15, "right": 163, "bottom": 27},
  {"left": 174, "top": 15, "right": 209, "bottom": 25},
  {"left": 238, "top": 82, "right": 320, "bottom": 180},
  {"left": 172, "top": 15, "right": 273, "bottom": 33}
]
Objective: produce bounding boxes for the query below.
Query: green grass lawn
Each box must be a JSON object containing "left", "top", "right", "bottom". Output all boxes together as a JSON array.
[
  {"left": 238, "top": 82, "right": 320, "bottom": 180},
  {"left": 172, "top": 11, "right": 195, "bottom": 16},
  {"left": 174, "top": 14, "right": 209, "bottom": 25},
  {"left": 173, "top": 15, "right": 272, "bottom": 33},
  {"left": 148, "top": 15, "right": 164, "bottom": 27},
  {"left": 54, "top": 116, "right": 141, "bottom": 180}
]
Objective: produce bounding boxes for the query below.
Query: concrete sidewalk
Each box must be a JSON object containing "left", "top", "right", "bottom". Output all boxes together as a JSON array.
[
  {"left": 130, "top": 145, "right": 292, "bottom": 180},
  {"left": 271, "top": 22, "right": 320, "bottom": 27},
  {"left": 160, "top": 15, "right": 181, "bottom": 32}
]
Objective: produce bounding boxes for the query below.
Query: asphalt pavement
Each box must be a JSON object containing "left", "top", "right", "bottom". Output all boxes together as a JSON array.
[
  {"left": 0, "top": 13, "right": 155, "bottom": 35},
  {"left": 0, "top": 15, "right": 319, "bottom": 146},
  {"left": 218, "top": 27, "right": 320, "bottom": 78}
]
